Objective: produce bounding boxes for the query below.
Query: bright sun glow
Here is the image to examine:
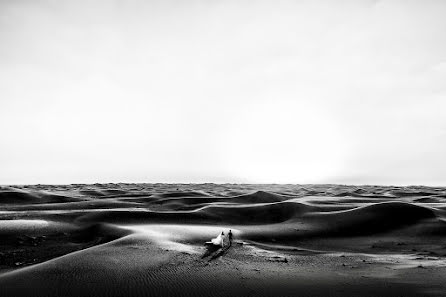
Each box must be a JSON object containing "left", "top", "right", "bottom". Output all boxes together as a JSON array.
[{"left": 221, "top": 100, "right": 347, "bottom": 183}]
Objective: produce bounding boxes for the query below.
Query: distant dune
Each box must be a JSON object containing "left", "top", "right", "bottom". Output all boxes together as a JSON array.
[
  {"left": 1, "top": 184, "right": 446, "bottom": 296},
  {"left": 0, "top": 188, "right": 78, "bottom": 204}
]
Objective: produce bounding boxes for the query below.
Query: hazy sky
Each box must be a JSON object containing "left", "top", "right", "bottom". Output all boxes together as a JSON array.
[{"left": 1, "top": 0, "right": 445, "bottom": 185}]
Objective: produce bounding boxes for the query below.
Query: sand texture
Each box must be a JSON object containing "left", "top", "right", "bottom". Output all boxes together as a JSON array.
[{"left": 1, "top": 183, "right": 446, "bottom": 296}]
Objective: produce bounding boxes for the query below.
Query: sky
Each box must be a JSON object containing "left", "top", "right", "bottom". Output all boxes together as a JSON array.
[{"left": 1, "top": 0, "right": 445, "bottom": 185}]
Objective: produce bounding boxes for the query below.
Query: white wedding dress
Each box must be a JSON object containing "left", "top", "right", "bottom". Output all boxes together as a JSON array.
[{"left": 211, "top": 233, "right": 225, "bottom": 247}]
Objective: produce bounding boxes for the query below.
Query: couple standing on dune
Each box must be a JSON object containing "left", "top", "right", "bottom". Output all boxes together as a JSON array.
[{"left": 211, "top": 230, "right": 233, "bottom": 247}]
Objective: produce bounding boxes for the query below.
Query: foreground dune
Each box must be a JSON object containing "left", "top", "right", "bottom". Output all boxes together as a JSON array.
[{"left": 1, "top": 184, "right": 446, "bottom": 296}]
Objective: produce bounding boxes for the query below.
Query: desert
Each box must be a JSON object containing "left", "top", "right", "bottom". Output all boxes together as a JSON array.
[{"left": 1, "top": 183, "right": 446, "bottom": 296}]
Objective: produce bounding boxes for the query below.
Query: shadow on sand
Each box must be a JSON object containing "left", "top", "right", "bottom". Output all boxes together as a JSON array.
[{"left": 201, "top": 244, "right": 232, "bottom": 261}]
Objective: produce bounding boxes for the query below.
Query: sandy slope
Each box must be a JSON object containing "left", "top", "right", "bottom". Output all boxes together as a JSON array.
[{"left": 1, "top": 184, "right": 446, "bottom": 296}]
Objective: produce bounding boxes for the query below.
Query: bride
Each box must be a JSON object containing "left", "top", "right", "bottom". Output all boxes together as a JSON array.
[{"left": 210, "top": 231, "right": 225, "bottom": 247}]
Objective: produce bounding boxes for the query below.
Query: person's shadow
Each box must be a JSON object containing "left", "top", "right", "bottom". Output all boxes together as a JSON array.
[
  {"left": 201, "top": 244, "right": 220, "bottom": 259},
  {"left": 201, "top": 243, "right": 231, "bottom": 261}
]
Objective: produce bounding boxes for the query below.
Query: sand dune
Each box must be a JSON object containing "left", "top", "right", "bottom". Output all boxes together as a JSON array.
[
  {"left": 0, "top": 188, "right": 77, "bottom": 204},
  {"left": 1, "top": 184, "right": 446, "bottom": 296},
  {"left": 299, "top": 202, "right": 437, "bottom": 237}
]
